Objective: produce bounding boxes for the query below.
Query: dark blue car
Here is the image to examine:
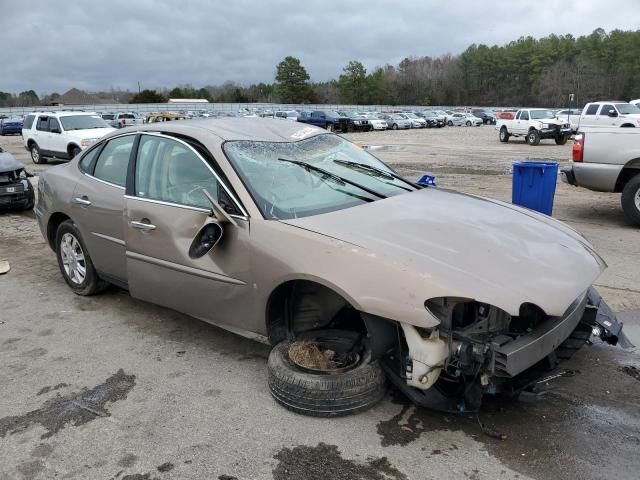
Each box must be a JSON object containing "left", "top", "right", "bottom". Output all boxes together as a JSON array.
[{"left": 0, "top": 118, "right": 23, "bottom": 135}]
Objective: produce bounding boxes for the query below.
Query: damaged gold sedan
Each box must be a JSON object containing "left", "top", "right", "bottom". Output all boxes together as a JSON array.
[{"left": 35, "top": 118, "right": 632, "bottom": 416}]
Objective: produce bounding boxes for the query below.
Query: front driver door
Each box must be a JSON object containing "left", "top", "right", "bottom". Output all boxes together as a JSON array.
[{"left": 123, "top": 133, "right": 253, "bottom": 330}]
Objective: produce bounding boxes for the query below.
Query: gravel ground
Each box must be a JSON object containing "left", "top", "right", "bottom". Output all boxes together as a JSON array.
[{"left": 1, "top": 126, "right": 639, "bottom": 480}]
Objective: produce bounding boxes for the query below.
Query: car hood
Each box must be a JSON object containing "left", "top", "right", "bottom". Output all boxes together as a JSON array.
[
  {"left": 283, "top": 188, "right": 605, "bottom": 317},
  {"left": 0, "top": 151, "right": 25, "bottom": 173},
  {"left": 71, "top": 127, "right": 116, "bottom": 138}
]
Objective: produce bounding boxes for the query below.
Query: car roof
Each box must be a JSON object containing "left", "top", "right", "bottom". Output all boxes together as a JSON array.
[
  {"left": 29, "top": 111, "right": 99, "bottom": 117},
  {"left": 110, "top": 117, "right": 327, "bottom": 142}
]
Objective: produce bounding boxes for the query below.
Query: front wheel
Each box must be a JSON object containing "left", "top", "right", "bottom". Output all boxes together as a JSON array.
[
  {"left": 499, "top": 127, "right": 510, "bottom": 143},
  {"left": 621, "top": 174, "right": 640, "bottom": 226},
  {"left": 392, "top": 123, "right": 398, "bottom": 130},
  {"left": 466, "top": 120, "right": 472, "bottom": 126},
  {"left": 527, "top": 130, "right": 541, "bottom": 146},
  {"left": 555, "top": 136, "right": 568, "bottom": 146},
  {"left": 70, "top": 146, "right": 81, "bottom": 158},
  {"left": 326, "top": 123, "right": 334, "bottom": 132},
  {"left": 267, "top": 330, "right": 387, "bottom": 417},
  {"left": 447, "top": 120, "right": 453, "bottom": 126},
  {"left": 30, "top": 144, "right": 46, "bottom": 164},
  {"left": 55, "top": 221, "right": 108, "bottom": 295}
]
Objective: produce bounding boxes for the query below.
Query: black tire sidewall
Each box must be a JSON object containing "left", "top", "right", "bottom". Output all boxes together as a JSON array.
[
  {"left": 528, "top": 130, "right": 540, "bottom": 145},
  {"left": 54, "top": 221, "right": 103, "bottom": 295},
  {"left": 621, "top": 175, "right": 640, "bottom": 226},
  {"left": 30, "top": 144, "right": 43, "bottom": 164},
  {"left": 267, "top": 338, "right": 386, "bottom": 417}
]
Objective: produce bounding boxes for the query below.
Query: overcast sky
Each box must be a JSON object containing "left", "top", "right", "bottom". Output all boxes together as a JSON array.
[{"left": 1, "top": 0, "right": 639, "bottom": 95}]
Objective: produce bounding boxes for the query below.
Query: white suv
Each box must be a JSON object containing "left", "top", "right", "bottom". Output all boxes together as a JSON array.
[
  {"left": 22, "top": 111, "right": 115, "bottom": 164},
  {"left": 579, "top": 101, "right": 640, "bottom": 129}
]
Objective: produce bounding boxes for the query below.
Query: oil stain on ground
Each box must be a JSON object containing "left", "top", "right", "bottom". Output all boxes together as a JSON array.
[
  {"left": 0, "top": 369, "right": 135, "bottom": 439},
  {"left": 273, "top": 442, "right": 407, "bottom": 480},
  {"left": 376, "top": 360, "right": 640, "bottom": 480}
]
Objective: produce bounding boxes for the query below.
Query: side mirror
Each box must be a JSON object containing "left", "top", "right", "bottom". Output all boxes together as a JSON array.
[
  {"left": 51, "top": 127, "right": 61, "bottom": 134},
  {"left": 200, "top": 188, "right": 238, "bottom": 227},
  {"left": 189, "top": 221, "right": 223, "bottom": 259},
  {"left": 608, "top": 110, "right": 618, "bottom": 117}
]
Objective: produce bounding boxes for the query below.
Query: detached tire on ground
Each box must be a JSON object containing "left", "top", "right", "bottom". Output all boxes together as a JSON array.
[
  {"left": 621, "top": 174, "right": 640, "bottom": 226},
  {"left": 267, "top": 331, "right": 387, "bottom": 417}
]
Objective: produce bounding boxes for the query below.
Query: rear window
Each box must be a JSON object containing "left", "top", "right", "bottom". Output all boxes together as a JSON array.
[
  {"left": 585, "top": 104, "right": 599, "bottom": 115},
  {"left": 23, "top": 115, "right": 35, "bottom": 129}
]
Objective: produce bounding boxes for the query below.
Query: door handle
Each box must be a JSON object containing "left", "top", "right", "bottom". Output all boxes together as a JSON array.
[
  {"left": 129, "top": 220, "right": 156, "bottom": 231},
  {"left": 72, "top": 196, "right": 91, "bottom": 206}
]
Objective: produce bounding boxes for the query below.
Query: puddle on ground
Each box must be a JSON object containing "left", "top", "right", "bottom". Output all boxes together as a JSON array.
[
  {"left": 376, "top": 365, "right": 640, "bottom": 480},
  {"left": 0, "top": 369, "right": 135, "bottom": 439},
  {"left": 272, "top": 442, "right": 407, "bottom": 480}
]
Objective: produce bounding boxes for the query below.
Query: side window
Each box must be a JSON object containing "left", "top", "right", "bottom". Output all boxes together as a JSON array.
[
  {"left": 23, "top": 115, "right": 35, "bottom": 129},
  {"left": 515, "top": 112, "right": 521, "bottom": 119},
  {"left": 93, "top": 135, "right": 135, "bottom": 187},
  {"left": 49, "top": 117, "right": 61, "bottom": 133},
  {"left": 585, "top": 104, "right": 599, "bottom": 115},
  {"left": 600, "top": 104, "right": 615, "bottom": 115},
  {"left": 79, "top": 145, "right": 101, "bottom": 172},
  {"left": 135, "top": 135, "right": 219, "bottom": 209},
  {"left": 520, "top": 111, "right": 529, "bottom": 120},
  {"left": 36, "top": 116, "right": 50, "bottom": 132}
]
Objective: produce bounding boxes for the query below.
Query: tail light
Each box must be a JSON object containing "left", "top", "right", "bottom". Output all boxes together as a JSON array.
[{"left": 572, "top": 133, "right": 584, "bottom": 162}]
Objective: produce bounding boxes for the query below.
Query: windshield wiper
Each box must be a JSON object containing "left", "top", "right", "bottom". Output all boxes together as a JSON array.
[
  {"left": 278, "top": 158, "right": 386, "bottom": 199},
  {"left": 332, "top": 159, "right": 418, "bottom": 191}
]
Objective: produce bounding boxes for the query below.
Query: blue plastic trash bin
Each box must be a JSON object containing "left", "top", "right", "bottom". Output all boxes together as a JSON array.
[{"left": 511, "top": 162, "right": 559, "bottom": 215}]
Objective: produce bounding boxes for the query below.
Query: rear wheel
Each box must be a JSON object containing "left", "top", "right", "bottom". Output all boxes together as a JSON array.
[
  {"left": 55, "top": 220, "right": 108, "bottom": 295},
  {"left": 267, "top": 330, "right": 387, "bottom": 417},
  {"left": 499, "top": 127, "right": 510, "bottom": 143},
  {"left": 621, "top": 174, "right": 640, "bottom": 226},
  {"left": 527, "top": 130, "right": 541, "bottom": 146},
  {"left": 30, "top": 143, "right": 46, "bottom": 164}
]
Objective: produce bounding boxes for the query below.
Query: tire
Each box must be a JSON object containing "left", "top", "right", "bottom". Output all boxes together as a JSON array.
[
  {"left": 30, "top": 143, "right": 46, "bottom": 164},
  {"left": 326, "top": 123, "right": 334, "bottom": 132},
  {"left": 621, "top": 174, "right": 640, "bottom": 226},
  {"left": 555, "top": 136, "right": 568, "bottom": 146},
  {"left": 55, "top": 220, "right": 108, "bottom": 296},
  {"left": 527, "top": 130, "right": 541, "bottom": 146},
  {"left": 392, "top": 123, "right": 398, "bottom": 130},
  {"left": 499, "top": 127, "right": 510, "bottom": 143},
  {"left": 70, "top": 146, "right": 81, "bottom": 158},
  {"left": 267, "top": 331, "right": 387, "bottom": 417},
  {"left": 466, "top": 121, "right": 472, "bottom": 126}
]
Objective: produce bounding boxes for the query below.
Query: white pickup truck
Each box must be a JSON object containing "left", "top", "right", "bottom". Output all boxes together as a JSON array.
[
  {"left": 497, "top": 108, "right": 572, "bottom": 145},
  {"left": 562, "top": 128, "right": 640, "bottom": 225}
]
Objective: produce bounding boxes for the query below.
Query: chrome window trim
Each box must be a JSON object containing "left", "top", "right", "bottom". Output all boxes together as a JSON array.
[
  {"left": 84, "top": 173, "right": 126, "bottom": 190},
  {"left": 135, "top": 132, "right": 250, "bottom": 219},
  {"left": 124, "top": 195, "right": 248, "bottom": 221},
  {"left": 77, "top": 131, "right": 137, "bottom": 175}
]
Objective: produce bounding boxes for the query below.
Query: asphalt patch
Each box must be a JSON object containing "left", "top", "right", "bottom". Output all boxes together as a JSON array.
[
  {"left": 157, "top": 462, "right": 174, "bottom": 472},
  {"left": 272, "top": 442, "right": 407, "bottom": 480},
  {"left": 120, "top": 474, "right": 158, "bottom": 480},
  {"left": 0, "top": 369, "right": 135, "bottom": 439}
]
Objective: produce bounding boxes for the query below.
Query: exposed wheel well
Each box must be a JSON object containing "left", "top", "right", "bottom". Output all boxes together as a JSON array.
[
  {"left": 615, "top": 160, "right": 640, "bottom": 192},
  {"left": 266, "top": 280, "right": 366, "bottom": 344},
  {"left": 46, "top": 213, "right": 71, "bottom": 249},
  {"left": 620, "top": 123, "right": 636, "bottom": 128},
  {"left": 27, "top": 139, "right": 36, "bottom": 148}
]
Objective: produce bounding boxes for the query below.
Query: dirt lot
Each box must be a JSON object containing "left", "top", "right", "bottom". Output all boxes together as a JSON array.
[{"left": 1, "top": 126, "right": 639, "bottom": 480}]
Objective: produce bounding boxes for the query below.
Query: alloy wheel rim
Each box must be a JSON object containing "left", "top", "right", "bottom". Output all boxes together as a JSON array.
[
  {"left": 60, "top": 233, "right": 86, "bottom": 284},
  {"left": 635, "top": 188, "right": 640, "bottom": 211},
  {"left": 32, "top": 148, "right": 39, "bottom": 161}
]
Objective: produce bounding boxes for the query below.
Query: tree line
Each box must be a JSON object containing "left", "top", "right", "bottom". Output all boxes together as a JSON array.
[{"left": 2, "top": 29, "right": 639, "bottom": 108}]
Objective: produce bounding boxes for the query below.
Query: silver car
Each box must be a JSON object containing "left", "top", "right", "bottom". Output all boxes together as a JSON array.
[
  {"left": 381, "top": 114, "right": 412, "bottom": 130},
  {"left": 35, "top": 118, "right": 630, "bottom": 417}
]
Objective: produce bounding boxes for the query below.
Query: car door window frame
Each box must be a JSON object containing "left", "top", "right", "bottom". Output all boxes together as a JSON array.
[
  {"left": 125, "top": 132, "right": 249, "bottom": 220},
  {"left": 80, "top": 132, "right": 138, "bottom": 190},
  {"left": 36, "top": 116, "right": 50, "bottom": 132}
]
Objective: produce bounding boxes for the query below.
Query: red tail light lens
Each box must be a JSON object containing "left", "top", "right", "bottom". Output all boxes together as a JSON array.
[{"left": 572, "top": 133, "right": 584, "bottom": 162}]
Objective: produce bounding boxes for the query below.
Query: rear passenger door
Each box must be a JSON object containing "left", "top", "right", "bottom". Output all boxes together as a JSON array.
[
  {"left": 34, "top": 116, "right": 51, "bottom": 154},
  {"left": 71, "top": 134, "right": 136, "bottom": 285},
  {"left": 123, "top": 133, "right": 253, "bottom": 329}
]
